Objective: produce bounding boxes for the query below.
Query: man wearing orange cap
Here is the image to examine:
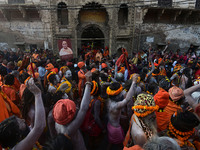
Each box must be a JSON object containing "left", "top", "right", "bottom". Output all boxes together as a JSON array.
[
  {"left": 78, "top": 62, "right": 86, "bottom": 98},
  {"left": 154, "top": 87, "right": 170, "bottom": 132},
  {"left": 53, "top": 71, "right": 92, "bottom": 150},
  {"left": 165, "top": 86, "right": 184, "bottom": 118},
  {"left": 44, "top": 63, "right": 54, "bottom": 90}
]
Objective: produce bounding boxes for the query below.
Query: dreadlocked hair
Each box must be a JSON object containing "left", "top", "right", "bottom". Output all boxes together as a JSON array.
[
  {"left": 0, "top": 116, "right": 21, "bottom": 148},
  {"left": 4, "top": 74, "right": 15, "bottom": 85}
]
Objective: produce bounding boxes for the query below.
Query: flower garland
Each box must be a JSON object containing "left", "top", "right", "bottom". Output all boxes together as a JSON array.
[
  {"left": 106, "top": 84, "right": 123, "bottom": 96},
  {"left": 90, "top": 81, "right": 98, "bottom": 95},
  {"left": 50, "top": 83, "right": 58, "bottom": 89},
  {"left": 0, "top": 90, "right": 8, "bottom": 101},
  {"left": 129, "top": 74, "right": 141, "bottom": 83},
  {"left": 132, "top": 105, "right": 159, "bottom": 118},
  {"left": 32, "top": 141, "right": 42, "bottom": 150},
  {"left": 3, "top": 84, "right": 16, "bottom": 90},
  {"left": 47, "top": 72, "right": 56, "bottom": 82},
  {"left": 24, "top": 76, "right": 31, "bottom": 85},
  {"left": 57, "top": 80, "right": 72, "bottom": 94},
  {"left": 168, "top": 121, "right": 195, "bottom": 148},
  {"left": 146, "top": 91, "right": 153, "bottom": 95}
]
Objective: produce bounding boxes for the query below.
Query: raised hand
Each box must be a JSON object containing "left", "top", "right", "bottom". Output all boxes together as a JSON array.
[{"left": 25, "top": 78, "right": 41, "bottom": 96}]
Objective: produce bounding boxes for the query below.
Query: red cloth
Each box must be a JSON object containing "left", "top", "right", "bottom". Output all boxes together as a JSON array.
[
  {"left": 195, "top": 69, "right": 200, "bottom": 79},
  {"left": 53, "top": 99, "right": 76, "bottom": 125},
  {"left": 154, "top": 88, "right": 169, "bottom": 109}
]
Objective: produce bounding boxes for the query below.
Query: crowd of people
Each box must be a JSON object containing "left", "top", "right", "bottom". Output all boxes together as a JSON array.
[{"left": 0, "top": 43, "right": 199, "bottom": 150}]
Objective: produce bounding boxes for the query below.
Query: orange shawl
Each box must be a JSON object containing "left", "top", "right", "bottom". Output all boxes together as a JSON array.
[
  {"left": 0, "top": 91, "right": 21, "bottom": 123},
  {"left": 164, "top": 100, "right": 182, "bottom": 117},
  {"left": 155, "top": 111, "right": 171, "bottom": 132}
]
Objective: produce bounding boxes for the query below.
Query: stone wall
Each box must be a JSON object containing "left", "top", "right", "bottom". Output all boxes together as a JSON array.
[{"left": 134, "top": 23, "right": 200, "bottom": 52}]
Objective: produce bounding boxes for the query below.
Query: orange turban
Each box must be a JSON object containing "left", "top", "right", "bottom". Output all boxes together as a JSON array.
[
  {"left": 154, "top": 88, "right": 169, "bottom": 109},
  {"left": 168, "top": 86, "right": 184, "bottom": 102},
  {"left": 53, "top": 99, "right": 76, "bottom": 125},
  {"left": 101, "top": 63, "right": 108, "bottom": 69},
  {"left": 45, "top": 63, "right": 54, "bottom": 71},
  {"left": 78, "top": 62, "right": 85, "bottom": 69}
]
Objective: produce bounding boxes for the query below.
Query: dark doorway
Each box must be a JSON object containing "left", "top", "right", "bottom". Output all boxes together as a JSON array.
[{"left": 81, "top": 26, "right": 104, "bottom": 49}]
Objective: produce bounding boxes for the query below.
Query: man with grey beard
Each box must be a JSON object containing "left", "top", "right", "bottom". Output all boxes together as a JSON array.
[{"left": 124, "top": 93, "right": 159, "bottom": 147}]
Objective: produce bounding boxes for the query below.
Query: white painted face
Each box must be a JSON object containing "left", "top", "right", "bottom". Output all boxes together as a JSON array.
[{"left": 65, "top": 70, "right": 72, "bottom": 80}]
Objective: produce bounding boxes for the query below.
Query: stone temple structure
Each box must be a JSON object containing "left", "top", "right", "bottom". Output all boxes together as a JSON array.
[{"left": 0, "top": 0, "right": 200, "bottom": 56}]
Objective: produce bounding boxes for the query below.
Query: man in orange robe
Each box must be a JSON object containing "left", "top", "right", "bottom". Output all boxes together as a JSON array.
[
  {"left": 154, "top": 87, "right": 171, "bottom": 132},
  {"left": 78, "top": 62, "right": 86, "bottom": 98},
  {"left": 2, "top": 74, "right": 20, "bottom": 105},
  {"left": 0, "top": 89, "right": 20, "bottom": 123},
  {"left": 164, "top": 86, "right": 184, "bottom": 122}
]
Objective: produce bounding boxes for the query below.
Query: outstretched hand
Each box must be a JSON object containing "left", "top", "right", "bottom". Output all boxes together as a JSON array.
[{"left": 25, "top": 78, "right": 41, "bottom": 96}]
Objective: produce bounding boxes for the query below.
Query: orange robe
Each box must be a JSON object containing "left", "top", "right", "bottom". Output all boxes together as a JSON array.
[
  {"left": 19, "top": 84, "right": 26, "bottom": 99},
  {"left": 78, "top": 70, "right": 86, "bottom": 98},
  {"left": 164, "top": 101, "right": 182, "bottom": 123},
  {"left": 103, "top": 50, "right": 109, "bottom": 57},
  {"left": 1, "top": 85, "right": 20, "bottom": 105},
  {"left": 155, "top": 111, "right": 171, "bottom": 132},
  {"left": 0, "top": 91, "right": 21, "bottom": 123},
  {"left": 13, "top": 77, "right": 21, "bottom": 92}
]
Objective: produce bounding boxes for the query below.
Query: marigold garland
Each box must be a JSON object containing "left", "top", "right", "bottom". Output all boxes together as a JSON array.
[
  {"left": 168, "top": 121, "right": 195, "bottom": 148},
  {"left": 0, "top": 90, "right": 8, "bottom": 101},
  {"left": 47, "top": 72, "right": 56, "bottom": 82},
  {"left": 32, "top": 141, "right": 42, "bottom": 150},
  {"left": 132, "top": 105, "right": 159, "bottom": 118},
  {"left": 56, "top": 80, "right": 72, "bottom": 93},
  {"left": 146, "top": 91, "right": 153, "bottom": 95},
  {"left": 106, "top": 84, "right": 123, "bottom": 96},
  {"left": 24, "top": 76, "right": 31, "bottom": 85},
  {"left": 91, "top": 81, "right": 98, "bottom": 95}
]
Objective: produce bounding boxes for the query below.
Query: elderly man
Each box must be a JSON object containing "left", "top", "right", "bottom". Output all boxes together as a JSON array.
[{"left": 124, "top": 93, "right": 159, "bottom": 147}]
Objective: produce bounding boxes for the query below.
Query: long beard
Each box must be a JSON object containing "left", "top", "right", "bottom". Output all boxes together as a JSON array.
[{"left": 140, "top": 115, "right": 157, "bottom": 139}]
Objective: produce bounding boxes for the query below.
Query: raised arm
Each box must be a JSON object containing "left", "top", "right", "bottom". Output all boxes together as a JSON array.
[
  {"left": 115, "top": 74, "right": 139, "bottom": 109},
  {"left": 14, "top": 78, "right": 46, "bottom": 150},
  {"left": 184, "top": 84, "right": 200, "bottom": 109},
  {"left": 145, "top": 60, "right": 155, "bottom": 82},
  {"left": 170, "top": 73, "right": 178, "bottom": 81},
  {"left": 161, "top": 42, "right": 169, "bottom": 56},
  {"left": 67, "top": 71, "right": 92, "bottom": 136}
]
